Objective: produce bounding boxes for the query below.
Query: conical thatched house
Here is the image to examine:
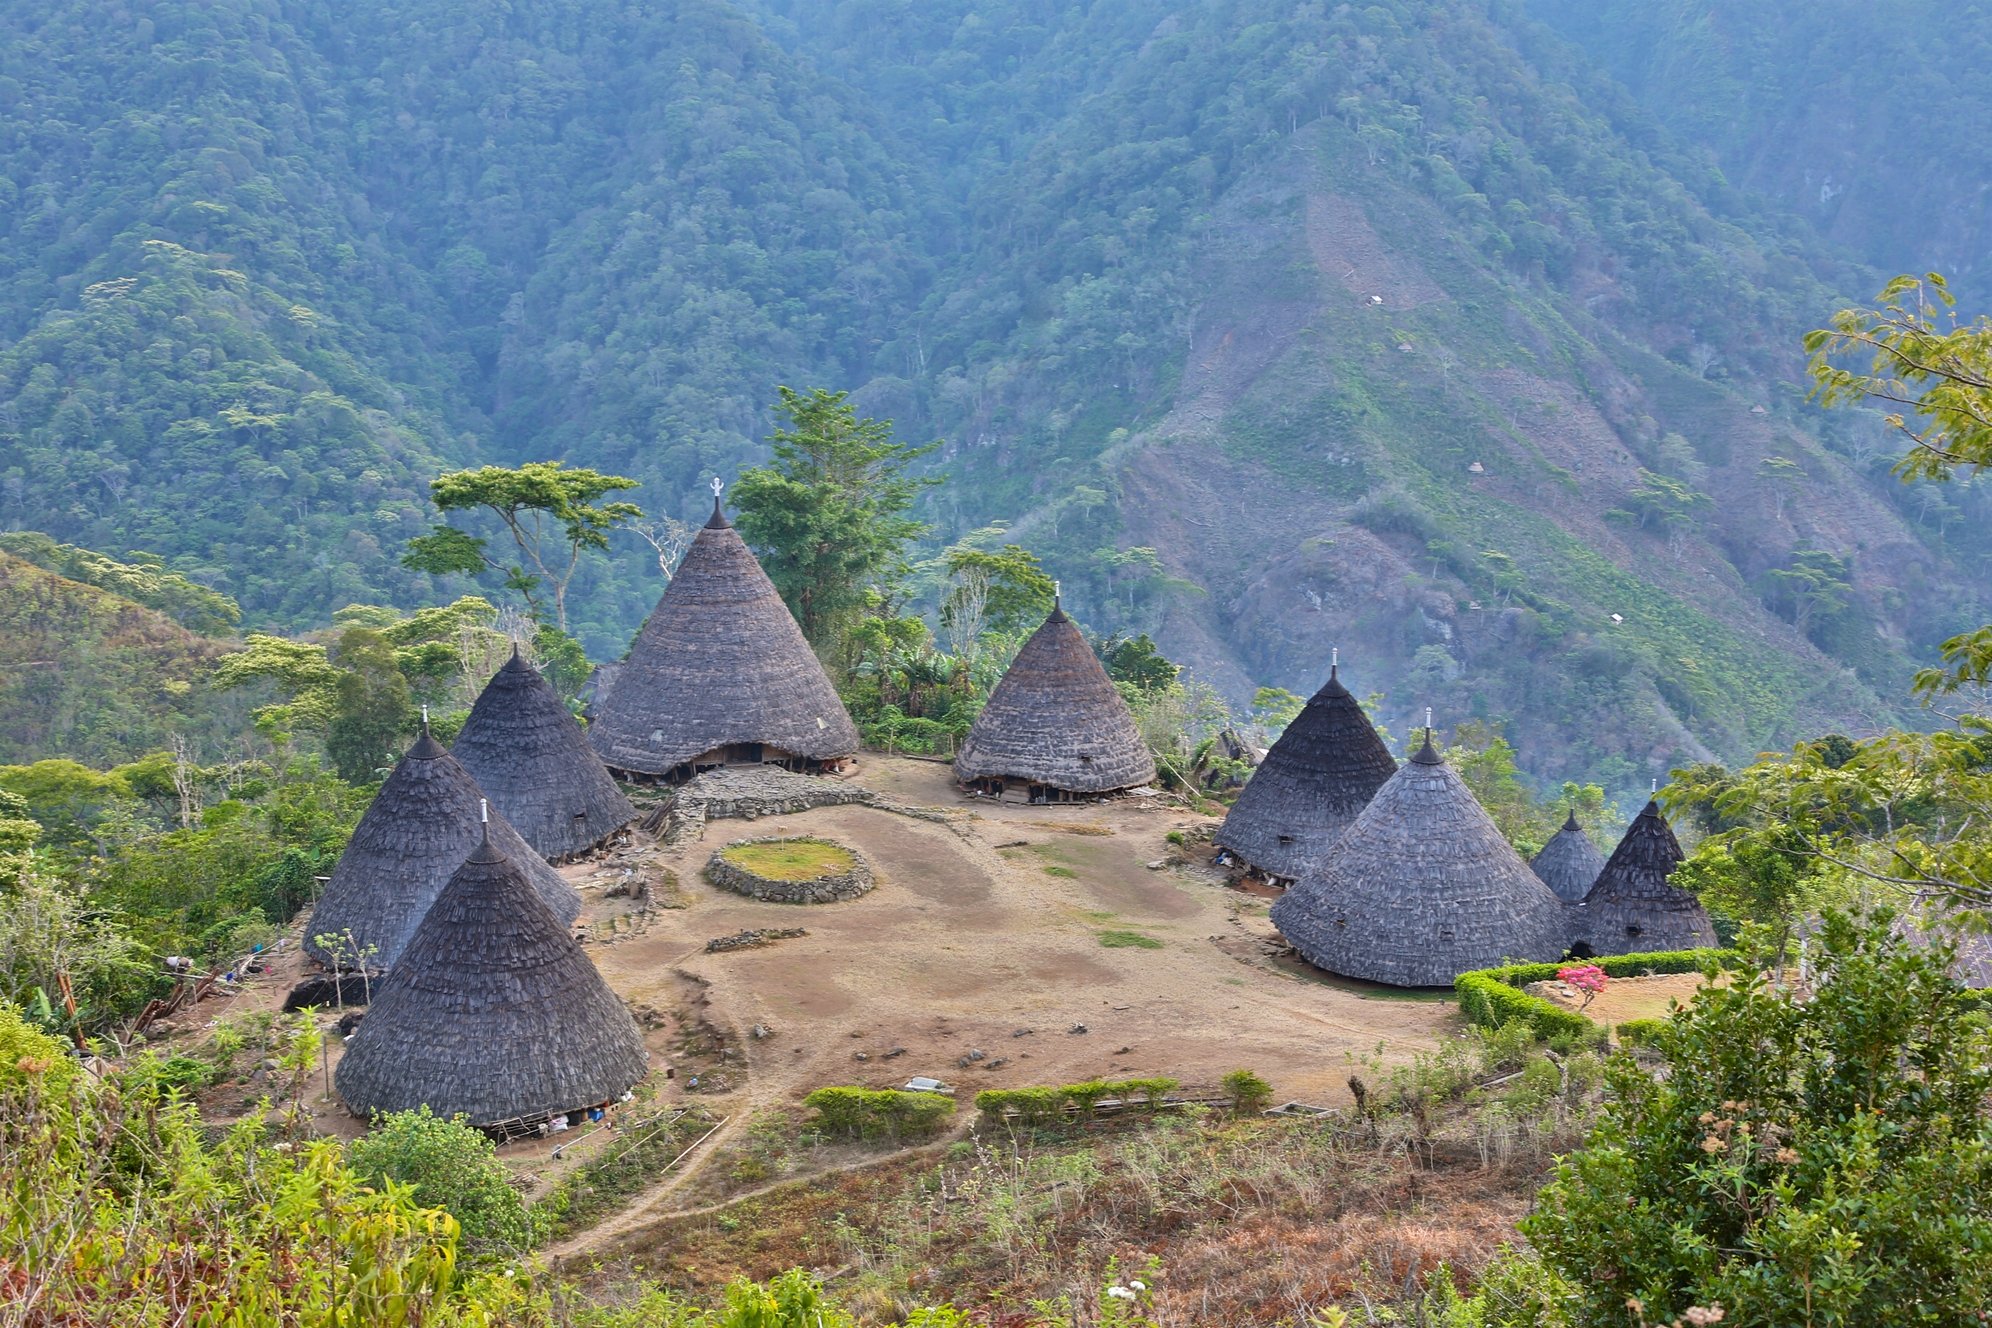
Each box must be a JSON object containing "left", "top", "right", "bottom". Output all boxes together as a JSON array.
[
  {"left": 588, "top": 495, "right": 859, "bottom": 781},
  {"left": 1214, "top": 660, "right": 1397, "bottom": 882},
  {"left": 304, "top": 727, "right": 582, "bottom": 969},
  {"left": 1530, "top": 810, "right": 1607, "bottom": 904},
  {"left": 453, "top": 648, "right": 635, "bottom": 861},
  {"left": 1270, "top": 733, "right": 1568, "bottom": 986},
  {"left": 952, "top": 599, "right": 1155, "bottom": 800},
  {"left": 335, "top": 820, "right": 648, "bottom": 1128},
  {"left": 1576, "top": 800, "right": 1714, "bottom": 954}
]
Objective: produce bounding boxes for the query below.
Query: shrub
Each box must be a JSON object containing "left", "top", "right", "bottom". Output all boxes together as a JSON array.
[
  {"left": 1221, "top": 1068, "right": 1273, "bottom": 1114},
  {"left": 346, "top": 1106, "right": 540, "bottom": 1252},
  {"left": 802, "top": 1087, "right": 955, "bottom": 1141},
  {"left": 1615, "top": 1017, "right": 1666, "bottom": 1048},
  {"left": 973, "top": 1077, "right": 1180, "bottom": 1124}
]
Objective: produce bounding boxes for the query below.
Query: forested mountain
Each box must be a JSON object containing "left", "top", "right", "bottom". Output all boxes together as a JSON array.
[
  {"left": 1523, "top": 0, "right": 1992, "bottom": 307},
  {"left": 2, "top": 0, "right": 1986, "bottom": 792}
]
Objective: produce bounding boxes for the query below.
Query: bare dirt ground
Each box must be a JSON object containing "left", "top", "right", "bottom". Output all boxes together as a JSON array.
[
  {"left": 1532, "top": 971, "right": 1717, "bottom": 1028},
  {"left": 589, "top": 757, "right": 1451, "bottom": 1113}
]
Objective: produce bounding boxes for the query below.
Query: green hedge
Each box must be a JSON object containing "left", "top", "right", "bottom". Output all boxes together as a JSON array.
[
  {"left": 1454, "top": 949, "right": 1736, "bottom": 1044},
  {"left": 974, "top": 1076, "right": 1179, "bottom": 1123},
  {"left": 802, "top": 1087, "right": 956, "bottom": 1140},
  {"left": 1615, "top": 1017, "right": 1667, "bottom": 1049}
]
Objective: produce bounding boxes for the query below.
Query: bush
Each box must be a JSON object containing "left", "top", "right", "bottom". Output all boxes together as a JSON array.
[
  {"left": 346, "top": 1107, "right": 541, "bottom": 1253},
  {"left": 973, "top": 1077, "right": 1180, "bottom": 1124},
  {"left": 1454, "top": 948, "right": 1736, "bottom": 1044},
  {"left": 1615, "top": 1017, "right": 1666, "bottom": 1048},
  {"left": 1221, "top": 1068, "right": 1273, "bottom": 1114},
  {"left": 802, "top": 1087, "right": 955, "bottom": 1141}
]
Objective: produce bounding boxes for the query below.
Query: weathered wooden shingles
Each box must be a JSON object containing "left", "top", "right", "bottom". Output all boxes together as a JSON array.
[
  {"left": 453, "top": 648, "right": 634, "bottom": 860},
  {"left": 1215, "top": 663, "right": 1398, "bottom": 880},
  {"left": 1270, "top": 735, "right": 1568, "bottom": 986},
  {"left": 335, "top": 827, "right": 647, "bottom": 1125},
  {"left": 1577, "top": 800, "right": 1715, "bottom": 953},
  {"left": 952, "top": 601, "right": 1156, "bottom": 793},
  {"left": 1530, "top": 809, "right": 1608, "bottom": 904},
  {"left": 588, "top": 498, "right": 859, "bottom": 777},
  {"left": 303, "top": 728, "right": 581, "bottom": 969}
]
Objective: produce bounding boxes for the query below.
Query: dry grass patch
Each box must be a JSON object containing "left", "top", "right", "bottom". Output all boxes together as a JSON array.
[{"left": 718, "top": 838, "right": 855, "bottom": 881}]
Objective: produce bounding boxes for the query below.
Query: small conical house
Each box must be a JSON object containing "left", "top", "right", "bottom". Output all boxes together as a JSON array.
[
  {"left": 952, "top": 599, "right": 1155, "bottom": 799},
  {"left": 1530, "top": 809, "right": 1607, "bottom": 904},
  {"left": 589, "top": 495, "right": 859, "bottom": 781},
  {"left": 1270, "top": 733, "right": 1568, "bottom": 986},
  {"left": 336, "top": 820, "right": 648, "bottom": 1127},
  {"left": 453, "top": 648, "right": 635, "bottom": 861},
  {"left": 304, "top": 727, "right": 581, "bottom": 969},
  {"left": 1214, "top": 660, "right": 1397, "bottom": 881},
  {"left": 1577, "top": 800, "right": 1714, "bottom": 954}
]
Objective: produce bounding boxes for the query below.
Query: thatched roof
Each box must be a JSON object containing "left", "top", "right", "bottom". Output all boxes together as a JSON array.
[
  {"left": 952, "top": 601, "right": 1156, "bottom": 793},
  {"left": 588, "top": 497, "right": 858, "bottom": 776},
  {"left": 304, "top": 728, "right": 581, "bottom": 969},
  {"left": 1270, "top": 733, "right": 1568, "bottom": 986},
  {"left": 1530, "top": 809, "right": 1607, "bottom": 904},
  {"left": 453, "top": 648, "right": 635, "bottom": 860},
  {"left": 1576, "top": 800, "right": 1715, "bottom": 954},
  {"left": 1214, "top": 661, "right": 1397, "bottom": 879},
  {"left": 335, "top": 824, "right": 648, "bottom": 1127}
]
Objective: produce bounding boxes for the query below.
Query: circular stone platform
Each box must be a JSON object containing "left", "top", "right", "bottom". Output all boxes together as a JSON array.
[{"left": 705, "top": 836, "right": 874, "bottom": 905}]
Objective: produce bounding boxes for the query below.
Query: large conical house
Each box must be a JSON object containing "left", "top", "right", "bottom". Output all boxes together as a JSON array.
[
  {"left": 453, "top": 648, "right": 635, "bottom": 861},
  {"left": 1270, "top": 732, "right": 1568, "bottom": 986},
  {"left": 1214, "top": 658, "right": 1397, "bottom": 882},
  {"left": 335, "top": 816, "right": 648, "bottom": 1128},
  {"left": 1576, "top": 800, "right": 1714, "bottom": 955},
  {"left": 1530, "top": 809, "right": 1607, "bottom": 904},
  {"left": 304, "top": 726, "right": 582, "bottom": 970},
  {"left": 589, "top": 493, "right": 859, "bottom": 781},
  {"left": 952, "top": 598, "right": 1155, "bottom": 800}
]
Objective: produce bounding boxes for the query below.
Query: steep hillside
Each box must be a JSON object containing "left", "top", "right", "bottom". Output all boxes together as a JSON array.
[{"left": 0, "top": 552, "right": 239, "bottom": 766}]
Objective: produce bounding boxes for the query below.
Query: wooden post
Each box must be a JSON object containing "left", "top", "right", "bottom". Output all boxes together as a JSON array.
[{"left": 56, "top": 971, "right": 84, "bottom": 1050}]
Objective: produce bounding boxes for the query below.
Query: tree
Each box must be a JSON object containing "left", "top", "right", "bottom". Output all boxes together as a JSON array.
[
  {"left": 1809, "top": 274, "right": 1992, "bottom": 694},
  {"left": 1096, "top": 633, "right": 1180, "bottom": 693},
  {"left": 1761, "top": 548, "right": 1852, "bottom": 638},
  {"left": 1249, "top": 686, "right": 1306, "bottom": 736},
  {"left": 321, "top": 628, "right": 413, "bottom": 784},
  {"left": 1522, "top": 911, "right": 1992, "bottom": 1324},
  {"left": 731, "top": 387, "right": 938, "bottom": 668},
  {"left": 402, "top": 461, "right": 643, "bottom": 632},
  {"left": 345, "top": 1106, "right": 541, "bottom": 1253},
  {"left": 940, "top": 541, "right": 1055, "bottom": 656}
]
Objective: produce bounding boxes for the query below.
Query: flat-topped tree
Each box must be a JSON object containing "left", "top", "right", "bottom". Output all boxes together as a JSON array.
[
  {"left": 952, "top": 595, "right": 1155, "bottom": 799},
  {"left": 336, "top": 813, "right": 647, "bottom": 1128},
  {"left": 588, "top": 486, "right": 859, "bottom": 781},
  {"left": 1270, "top": 729, "right": 1569, "bottom": 986},
  {"left": 1215, "top": 654, "right": 1397, "bottom": 882},
  {"left": 1531, "top": 808, "right": 1608, "bottom": 904},
  {"left": 304, "top": 723, "right": 581, "bottom": 970},
  {"left": 402, "top": 461, "right": 642, "bottom": 633},
  {"left": 1578, "top": 799, "right": 1715, "bottom": 955},
  {"left": 452, "top": 647, "right": 634, "bottom": 861}
]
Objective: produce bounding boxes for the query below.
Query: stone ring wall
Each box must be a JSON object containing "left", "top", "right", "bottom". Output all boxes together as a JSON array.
[{"left": 704, "top": 837, "right": 875, "bottom": 905}]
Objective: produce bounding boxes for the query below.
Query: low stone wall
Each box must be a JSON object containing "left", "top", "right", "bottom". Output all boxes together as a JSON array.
[
  {"left": 704, "top": 837, "right": 875, "bottom": 905},
  {"left": 658, "top": 764, "right": 965, "bottom": 846}
]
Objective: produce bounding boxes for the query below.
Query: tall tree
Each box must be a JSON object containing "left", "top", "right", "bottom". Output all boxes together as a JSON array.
[
  {"left": 731, "top": 388, "right": 938, "bottom": 668},
  {"left": 401, "top": 463, "right": 642, "bottom": 632},
  {"left": 322, "top": 628, "right": 412, "bottom": 784}
]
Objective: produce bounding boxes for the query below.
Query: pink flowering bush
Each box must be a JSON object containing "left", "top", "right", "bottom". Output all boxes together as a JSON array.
[{"left": 1557, "top": 963, "right": 1609, "bottom": 1010}]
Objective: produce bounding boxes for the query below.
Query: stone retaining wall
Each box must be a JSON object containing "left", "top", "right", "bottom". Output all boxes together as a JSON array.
[
  {"left": 659, "top": 764, "right": 965, "bottom": 847},
  {"left": 704, "top": 838, "right": 875, "bottom": 905}
]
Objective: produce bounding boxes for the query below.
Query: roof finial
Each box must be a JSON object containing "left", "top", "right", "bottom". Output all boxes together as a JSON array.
[
  {"left": 1651, "top": 776, "right": 1658, "bottom": 794},
  {"left": 1053, "top": 578, "right": 1061, "bottom": 606},
  {"left": 421, "top": 703, "right": 430, "bottom": 733},
  {"left": 1330, "top": 644, "right": 1338, "bottom": 680},
  {"left": 1425, "top": 706, "right": 1433, "bottom": 734},
  {"left": 480, "top": 797, "right": 489, "bottom": 824}
]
